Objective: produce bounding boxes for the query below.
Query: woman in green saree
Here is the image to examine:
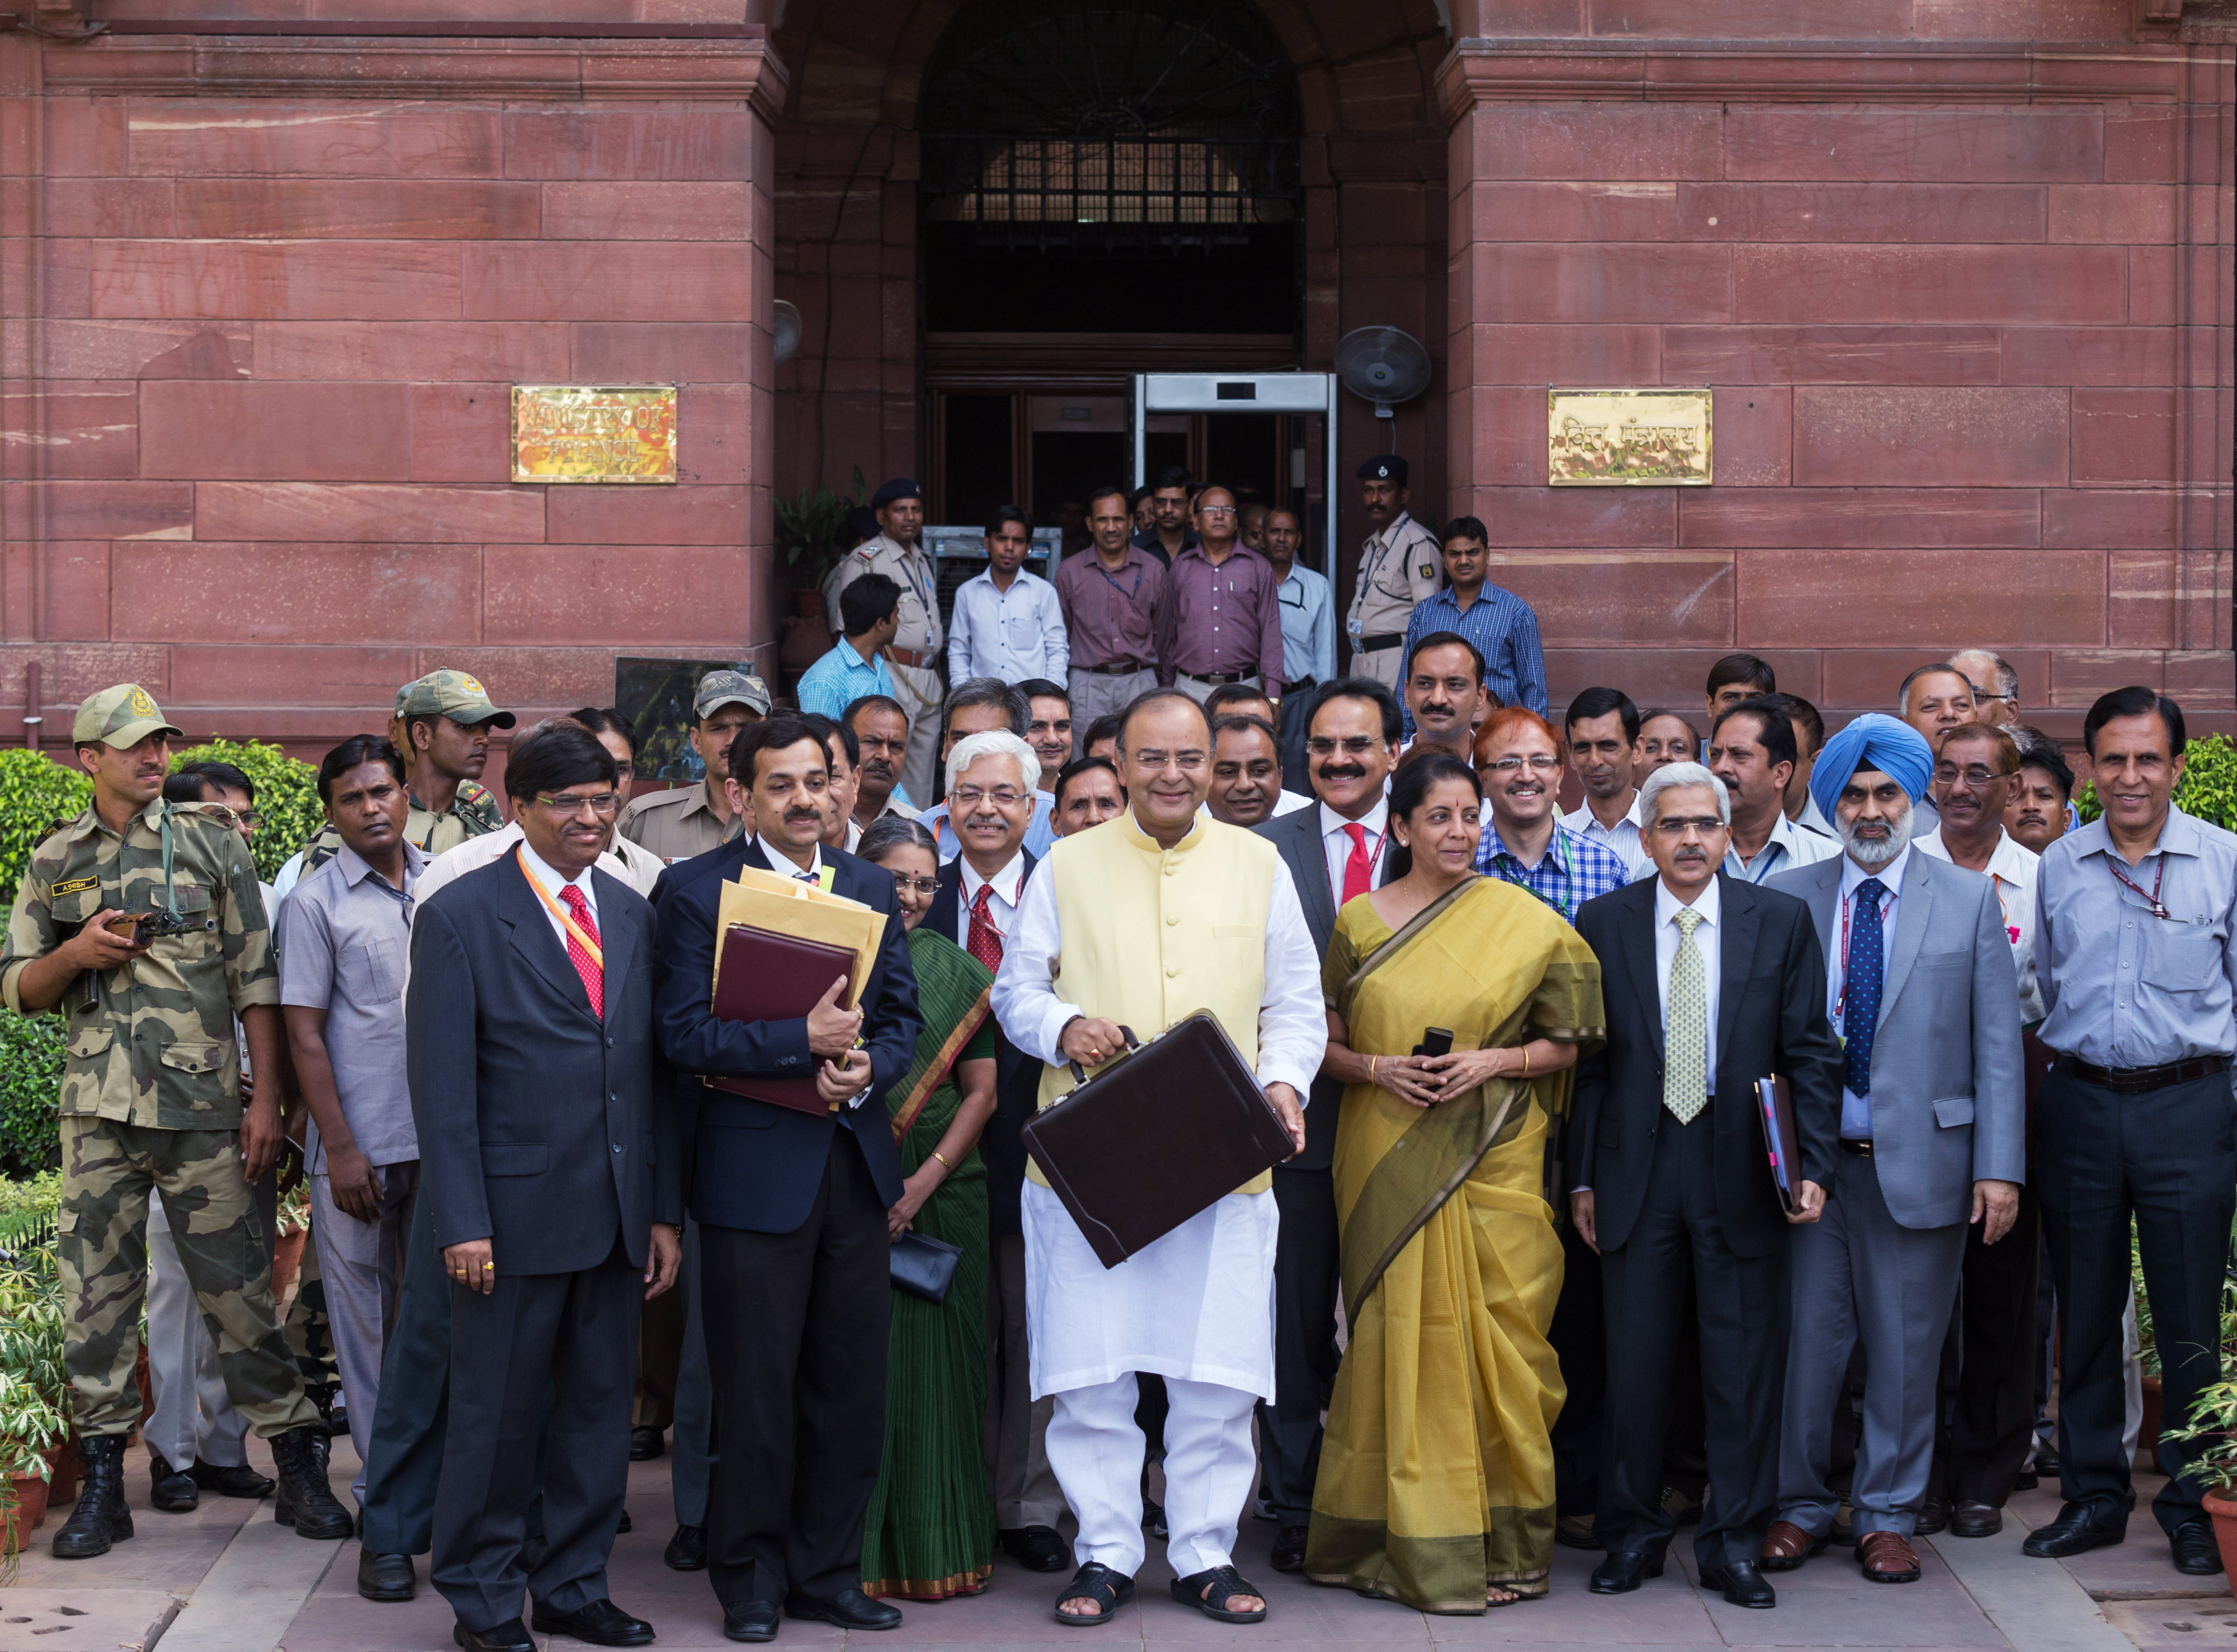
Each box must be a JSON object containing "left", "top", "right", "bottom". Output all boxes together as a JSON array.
[
  {"left": 1305, "top": 753, "right": 1606, "bottom": 1612},
  {"left": 856, "top": 818, "right": 1002, "bottom": 1601}
]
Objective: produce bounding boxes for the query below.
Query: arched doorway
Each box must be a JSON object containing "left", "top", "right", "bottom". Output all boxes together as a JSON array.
[{"left": 916, "top": 0, "right": 1308, "bottom": 547}]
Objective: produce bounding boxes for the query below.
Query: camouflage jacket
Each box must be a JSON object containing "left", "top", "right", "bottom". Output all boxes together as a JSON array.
[
  {"left": 298, "top": 778, "right": 504, "bottom": 877},
  {"left": 1, "top": 799, "right": 280, "bottom": 1130}
]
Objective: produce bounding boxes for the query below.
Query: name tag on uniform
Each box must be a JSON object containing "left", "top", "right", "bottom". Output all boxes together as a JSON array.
[{"left": 50, "top": 876, "right": 98, "bottom": 897}]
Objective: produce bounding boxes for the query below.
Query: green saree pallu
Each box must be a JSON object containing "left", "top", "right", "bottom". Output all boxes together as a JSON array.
[
  {"left": 1305, "top": 876, "right": 1605, "bottom": 1612},
  {"left": 861, "top": 928, "right": 999, "bottom": 1602}
]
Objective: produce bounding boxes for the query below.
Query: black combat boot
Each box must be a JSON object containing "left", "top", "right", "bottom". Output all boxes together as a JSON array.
[
  {"left": 270, "top": 1424, "right": 353, "bottom": 1540},
  {"left": 52, "top": 1435, "right": 134, "bottom": 1559}
]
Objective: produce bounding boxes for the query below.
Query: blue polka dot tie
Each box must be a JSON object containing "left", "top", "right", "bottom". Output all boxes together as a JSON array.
[{"left": 1844, "top": 879, "right": 1887, "bottom": 1098}]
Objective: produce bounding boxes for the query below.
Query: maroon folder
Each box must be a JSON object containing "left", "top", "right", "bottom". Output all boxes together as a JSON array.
[{"left": 704, "top": 923, "right": 858, "bottom": 1116}]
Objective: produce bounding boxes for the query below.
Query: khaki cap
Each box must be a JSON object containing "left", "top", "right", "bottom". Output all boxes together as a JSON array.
[
  {"left": 693, "top": 670, "right": 771, "bottom": 720},
  {"left": 396, "top": 669, "right": 516, "bottom": 729},
  {"left": 73, "top": 683, "right": 184, "bottom": 748}
]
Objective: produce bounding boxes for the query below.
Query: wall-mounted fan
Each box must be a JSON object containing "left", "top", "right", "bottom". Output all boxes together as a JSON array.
[
  {"left": 773, "top": 300, "right": 803, "bottom": 368},
  {"left": 1334, "top": 325, "right": 1432, "bottom": 420}
]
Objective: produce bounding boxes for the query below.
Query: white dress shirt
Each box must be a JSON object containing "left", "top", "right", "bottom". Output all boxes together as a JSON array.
[
  {"left": 1827, "top": 844, "right": 1910, "bottom": 1140},
  {"left": 1917, "top": 825, "right": 2043, "bottom": 1022},
  {"left": 1563, "top": 791, "right": 1650, "bottom": 882},
  {"left": 955, "top": 851, "right": 1028, "bottom": 953},
  {"left": 515, "top": 836, "right": 600, "bottom": 949},
  {"left": 992, "top": 834, "right": 1328, "bottom": 1098},
  {"left": 1318, "top": 798, "right": 1392, "bottom": 908},
  {"left": 1272, "top": 789, "right": 1313, "bottom": 818},
  {"left": 417, "top": 819, "right": 663, "bottom": 909},
  {"left": 1655, "top": 875, "right": 1724, "bottom": 1086},
  {"left": 757, "top": 837, "right": 825, "bottom": 884},
  {"left": 948, "top": 566, "right": 1069, "bottom": 685},
  {"left": 1725, "top": 808, "right": 1842, "bottom": 884}
]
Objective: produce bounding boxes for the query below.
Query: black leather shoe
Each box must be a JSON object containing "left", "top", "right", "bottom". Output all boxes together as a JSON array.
[
  {"left": 454, "top": 1621, "right": 534, "bottom": 1652},
  {"left": 2013, "top": 1469, "right": 2040, "bottom": 1490},
  {"left": 1269, "top": 1523, "right": 1309, "bottom": 1573},
  {"left": 1915, "top": 1495, "right": 1951, "bottom": 1537},
  {"left": 190, "top": 1459, "right": 275, "bottom": 1499},
  {"left": 2034, "top": 1448, "right": 2061, "bottom": 1478},
  {"left": 1143, "top": 1497, "right": 1169, "bottom": 1541},
  {"left": 629, "top": 1427, "right": 665, "bottom": 1461},
  {"left": 723, "top": 1601, "right": 779, "bottom": 1643},
  {"left": 1589, "top": 1549, "right": 1665, "bottom": 1594},
  {"left": 664, "top": 1523, "right": 707, "bottom": 1571},
  {"left": 785, "top": 1587, "right": 902, "bottom": 1631},
  {"left": 530, "top": 1597, "right": 655, "bottom": 1647},
  {"left": 2021, "top": 1499, "right": 2127, "bottom": 1558},
  {"left": 148, "top": 1450, "right": 198, "bottom": 1513},
  {"left": 2170, "top": 1517, "right": 2225, "bottom": 1576},
  {"left": 358, "top": 1548, "right": 416, "bottom": 1602},
  {"left": 53, "top": 1436, "right": 134, "bottom": 1559},
  {"left": 1702, "top": 1560, "right": 1777, "bottom": 1608},
  {"left": 327, "top": 1400, "right": 350, "bottom": 1439},
  {"left": 270, "top": 1425, "right": 354, "bottom": 1540},
  {"left": 1555, "top": 1512, "right": 1603, "bottom": 1550},
  {"left": 616, "top": 1508, "right": 632, "bottom": 1535},
  {"left": 521, "top": 1535, "right": 550, "bottom": 1577},
  {"left": 999, "top": 1524, "right": 1070, "bottom": 1572},
  {"left": 1948, "top": 1503, "right": 2003, "bottom": 1540}
]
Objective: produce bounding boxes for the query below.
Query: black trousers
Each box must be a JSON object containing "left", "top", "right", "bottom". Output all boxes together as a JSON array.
[
  {"left": 1598, "top": 1112, "right": 1789, "bottom": 1572},
  {"left": 1940, "top": 1185, "right": 2041, "bottom": 1509},
  {"left": 701, "top": 1127, "right": 890, "bottom": 1606},
  {"left": 2037, "top": 1068, "right": 2236, "bottom": 1533},
  {"left": 430, "top": 1237, "right": 637, "bottom": 1632},
  {"left": 1256, "top": 1164, "right": 1341, "bottom": 1525},
  {"left": 1547, "top": 1217, "right": 1606, "bottom": 1519}
]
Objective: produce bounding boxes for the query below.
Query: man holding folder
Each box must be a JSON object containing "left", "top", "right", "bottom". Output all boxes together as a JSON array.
[{"left": 653, "top": 714, "right": 921, "bottom": 1644}]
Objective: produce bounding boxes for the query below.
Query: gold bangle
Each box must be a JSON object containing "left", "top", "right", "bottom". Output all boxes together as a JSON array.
[
  {"left": 931, "top": 1149, "right": 952, "bottom": 1171},
  {"left": 1521, "top": 1047, "right": 1531, "bottom": 1079},
  {"left": 1370, "top": 1055, "right": 1379, "bottom": 1087}
]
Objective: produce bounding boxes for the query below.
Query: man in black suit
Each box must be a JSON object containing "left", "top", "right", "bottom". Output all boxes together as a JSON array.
[
  {"left": 653, "top": 714, "right": 921, "bottom": 1644},
  {"left": 1569, "top": 761, "right": 1842, "bottom": 1611},
  {"left": 408, "top": 722, "right": 682, "bottom": 1652},
  {"left": 918, "top": 728, "right": 1069, "bottom": 1574},
  {"left": 1249, "top": 677, "right": 1400, "bottom": 1574}
]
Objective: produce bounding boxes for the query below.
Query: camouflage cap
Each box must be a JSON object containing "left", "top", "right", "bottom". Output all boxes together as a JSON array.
[
  {"left": 397, "top": 669, "right": 516, "bottom": 729},
  {"left": 694, "top": 669, "right": 771, "bottom": 720},
  {"left": 73, "top": 683, "right": 184, "bottom": 748}
]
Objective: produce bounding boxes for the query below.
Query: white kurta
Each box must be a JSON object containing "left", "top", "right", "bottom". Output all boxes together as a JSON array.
[{"left": 993, "top": 856, "right": 1325, "bottom": 1402}]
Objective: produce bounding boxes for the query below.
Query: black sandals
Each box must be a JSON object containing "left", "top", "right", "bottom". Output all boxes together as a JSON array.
[
  {"left": 1170, "top": 1564, "right": 1269, "bottom": 1623},
  {"left": 1053, "top": 1561, "right": 1135, "bottom": 1626}
]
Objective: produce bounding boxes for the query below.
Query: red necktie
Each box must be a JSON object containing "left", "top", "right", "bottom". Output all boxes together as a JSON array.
[
  {"left": 966, "top": 882, "right": 1004, "bottom": 972},
  {"left": 1342, "top": 822, "right": 1372, "bottom": 905},
  {"left": 559, "top": 885, "right": 605, "bottom": 1019}
]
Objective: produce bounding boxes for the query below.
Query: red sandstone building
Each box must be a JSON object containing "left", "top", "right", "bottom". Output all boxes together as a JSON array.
[{"left": 0, "top": 0, "right": 2229, "bottom": 760}]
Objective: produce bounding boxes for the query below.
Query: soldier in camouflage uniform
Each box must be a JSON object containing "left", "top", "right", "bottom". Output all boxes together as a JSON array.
[
  {"left": 0, "top": 685, "right": 353, "bottom": 1558},
  {"left": 295, "top": 670, "right": 512, "bottom": 879}
]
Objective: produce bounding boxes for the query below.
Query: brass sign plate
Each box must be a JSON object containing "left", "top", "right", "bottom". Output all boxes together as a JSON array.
[
  {"left": 1549, "top": 388, "right": 1712, "bottom": 486},
  {"left": 511, "top": 385, "right": 677, "bottom": 484}
]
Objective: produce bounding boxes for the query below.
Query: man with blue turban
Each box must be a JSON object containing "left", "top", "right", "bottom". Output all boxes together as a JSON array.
[{"left": 1758, "top": 712, "right": 2025, "bottom": 1587}]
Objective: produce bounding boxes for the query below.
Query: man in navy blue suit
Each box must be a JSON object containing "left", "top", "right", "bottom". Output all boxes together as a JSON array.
[{"left": 653, "top": 714, "right": 920, "bottom": 1644}]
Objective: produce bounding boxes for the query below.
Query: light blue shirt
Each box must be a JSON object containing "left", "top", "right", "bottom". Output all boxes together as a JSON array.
[
  {"left": 796, "top": 638, "right": 893, "bottom": 721},
  {"left": 1828, "top": 844, "right": 1909, "bottom": 1140},
  {"left": 1725, "top": 808, "right": 1842, "bottom": 884},
  {"left": 1273, "top": 563, "right": 1335, "bottom": 687},
  {"left": 947, "top": 567, "right": 1068, "bottom": 685},
  {"left": 918, "top": 792, "right": 1058, "bottom": 863}
]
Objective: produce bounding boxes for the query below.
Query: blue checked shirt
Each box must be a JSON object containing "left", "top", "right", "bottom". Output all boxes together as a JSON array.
[
  {"left": 1475, "top": 818, "right": 1631, "bottom": 925},
  {"left": 1400, "top": 583, "right": 1549, "bottom": 733}
]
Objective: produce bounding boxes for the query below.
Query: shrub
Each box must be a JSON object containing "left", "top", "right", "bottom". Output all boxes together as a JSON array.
[
  {"left": 2078, "top": 732, "right": 2237, "bottom": 832},
  {"left": 172, "top": 739, "right": 323, "bottom": 882},
  {"left": 0, "top": 1019, "right": 62, "bottom": 1179},
  {"left": 0, "top": 751, "right": 91, "bottom": 913}
]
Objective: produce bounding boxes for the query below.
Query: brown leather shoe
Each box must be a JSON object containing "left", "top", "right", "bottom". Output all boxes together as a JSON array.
[
  {"left": 1759, "top": 1520, "right": 1827, "bottom": 1572},
  {"left": 1856, "top": 1531, "right": 1922, "bottom": 1584}
]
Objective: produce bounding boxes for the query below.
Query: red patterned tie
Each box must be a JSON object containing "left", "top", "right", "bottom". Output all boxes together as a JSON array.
[
  {"left": 1342, "top": 822, "right": 1372, "bottom": 905},
  {"left": 558, "top": 885, "right": 605, "bottom": 1019},
  {"left": 966, "top": 882, "right": 1004, "bottom": 972}
]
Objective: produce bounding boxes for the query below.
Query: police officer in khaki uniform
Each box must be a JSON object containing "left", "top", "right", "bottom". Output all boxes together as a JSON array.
[
  {"left": 617, "top": 669, "right": 770, "bottom": 867},
  {"left": 1345, "top": 455, "right": 1443, "bottom": 690},
  {"left": 294, "top": 671, "right": 513, "bottom": 881},
  {"left": 1, "top": 686, "right": 355, "bottom": 1559},
  {"left": 825, "top": 478, "right": 946, "bottom": 810}
]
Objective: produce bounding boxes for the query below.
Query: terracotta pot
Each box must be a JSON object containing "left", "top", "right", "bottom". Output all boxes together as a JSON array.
[
  {"left": 45, "top": 1436, "right": 81, "bottom": 1504},
  {"left": 779, "top": 615, "right": 828, "bottom": 673},
  {"left": 4, "top": 1467, "right": 52, "bottom": 1553},
  {"left": 272, "top": 1226, "right": 308, "bottom": 1302},
  {"left": 2202, "top": 1490, "right": 2237, "bottom": 1592},
  {"left": 791, "top": 587, "right": 827, "bottom": 624}
]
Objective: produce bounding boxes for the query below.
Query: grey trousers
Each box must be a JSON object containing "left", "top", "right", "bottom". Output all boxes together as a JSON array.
[
  {"left": 1066, "top": 667, "right": 1157, "bottom": 742},
  {"left": 1350, "top": 645, "right": 1404, "bottom": 691},
  {"left": 986, "top": 1234, "right": 1065, "bottom": 1531},
  {"left": 670, "top": 1219, "right": 716, "bottom": 1528},
  {"left": 1777, "top": 1151, "right": 1967, "bottom": 1540},
  {"left": 1173, "top": 673, "right": 1261, "bottom": 706},
  {"left": 144, "top": 1177, "right": 275, "bottom": 1470},
  {"left": 310, "top": 1160, "right": 418, "bottom": 1504}
]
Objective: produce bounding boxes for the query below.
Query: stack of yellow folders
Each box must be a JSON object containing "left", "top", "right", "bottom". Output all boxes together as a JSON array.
[{"left": 710, "top": 863, "right": 887, "bottom": 1010}]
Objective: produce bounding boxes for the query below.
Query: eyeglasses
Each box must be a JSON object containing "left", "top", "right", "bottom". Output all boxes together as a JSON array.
[
  {"left": 201, "top": 805, "right": 260, "bottom": 832},
  {"left": 1651, "top": 816, "right": 1728, "bottom": 838},
  {"left": 1484, "top": 754, "right": 1561, "bottom": 775},
  {"left": 888, "top": 874, "right": 940, "bottom": 896},
  {"left": 1934, "top": 764, "right": 2015, "bottom": 789},
  {"left": 534, "top": 792, "right": 622, "bottom": 818},
  {"left": 952, "top": 786, "right": 1028, "bottom": 809},
  {"left": 1129, "top": 749, "right": 1207, "bottom": 773},
  {"left": 1307, "top": 735, "right": 1384, "bottom": 758},
  {"left": 1197, "top": 504, "right": 1238, "bottom": 517}
]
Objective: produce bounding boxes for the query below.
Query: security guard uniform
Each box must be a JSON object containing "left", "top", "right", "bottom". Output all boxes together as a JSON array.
[
  {"left": 827, "top": 497, "right": 946, "bottom": 809},
  {"left": 1346, "top": 455, "right": 1442, "bottom": 690},
  {"left": 297, "top": 669, "right": 512, "bottom": 876},
  {"left": 616, "top": 668, "right": 767, "bottom": 866}
]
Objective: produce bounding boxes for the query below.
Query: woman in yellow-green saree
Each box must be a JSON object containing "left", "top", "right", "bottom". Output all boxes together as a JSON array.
[{"left": 1305, "top": 752, "right": 1605, "bottom": 1612}]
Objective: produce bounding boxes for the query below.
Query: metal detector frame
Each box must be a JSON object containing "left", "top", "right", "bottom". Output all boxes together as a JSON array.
[{"left": 1130, "top": 372, "right": 1340, "bottom": 577}]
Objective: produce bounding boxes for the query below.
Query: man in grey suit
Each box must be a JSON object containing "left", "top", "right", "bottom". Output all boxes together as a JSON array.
[
  {"left": 1762, "top": 714, "right": 2023, "bottom": 1586},
  {"left": 1249, "top": 677, "right": 1400, "bottom": 1574},
  {"left": 409, "top": 723, "right": 683, "bottom": 1651}
]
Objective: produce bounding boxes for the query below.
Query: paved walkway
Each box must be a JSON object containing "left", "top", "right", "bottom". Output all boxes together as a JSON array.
[{"left": 2, "top": 1439, "right": 2227, "bottom": 1651}]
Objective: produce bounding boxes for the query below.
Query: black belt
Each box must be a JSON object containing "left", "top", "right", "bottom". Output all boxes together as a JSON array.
[
  {"left": 2052, "top": 1053, "right": 2230, "bottom": 1094},
  {"left": 1840, "top": 1139, "right": 1874, "bottom": 1158},
  {"left": 1283, "top": 676, "right": 1317, "bottom": 695},
  {"left": 1078, "top": 660, "right": 1149, "bottom": 677},
  {"left": 1183, "top": 669, "right": 1252, "bottom": 686},
  {"left": 1356, "top": 632, "right": 1404, "bottom": 652}
]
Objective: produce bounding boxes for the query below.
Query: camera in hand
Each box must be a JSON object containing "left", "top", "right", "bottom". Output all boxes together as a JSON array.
[{"left": 1413, "top": 1026, "right": 1454, "bottom": 1059}]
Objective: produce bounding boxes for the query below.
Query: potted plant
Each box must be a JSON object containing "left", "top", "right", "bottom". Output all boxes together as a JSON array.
[
  {"left": 773, "top": 466, "right": 867, "bottom": 625},
  {"left": 1, "top": 1372, "right": 64, "bottom": 1554},
  {"left": 0, "top": 1230, "right": 69, "bottom": 1538},
  {"left": 2160, "top": 1275, "right": 2237, "bottom": 1587}
]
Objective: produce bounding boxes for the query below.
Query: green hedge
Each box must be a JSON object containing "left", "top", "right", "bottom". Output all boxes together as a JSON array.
[
  {"left": 0, "top": 750, "right": 91, "bottom": 913},
  {"left": 0, "top": 1017, "right": 63, "bottom": 1179},
  {"left": 2077, "top": 732, "right": 2237, "bottom": 832},
  {"left": 172, "top": 738, "right": 323, "bottom": 882}
]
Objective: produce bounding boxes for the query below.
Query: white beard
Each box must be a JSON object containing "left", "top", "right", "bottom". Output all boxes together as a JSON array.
[{"left": 1840, "top": 803, "right": 1911, "bottom": 869}]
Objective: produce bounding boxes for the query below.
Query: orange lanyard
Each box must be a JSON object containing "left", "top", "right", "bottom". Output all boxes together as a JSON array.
[{"left": 516, "top": 847, "right": 603, "bottom": 967}]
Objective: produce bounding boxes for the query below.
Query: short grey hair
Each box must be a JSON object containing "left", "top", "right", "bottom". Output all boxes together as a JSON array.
[
  {"left": 1639, "top": 761, "right": 1731, "bottom": 828},
  {"left": 946, "top": 729, "right": 1040, "bottom": 795},
  {"left": 1896, "top": 661, "right": 1971, "bottom": 715},
  {"left": 1949, "top": 647, "right": 2018, "bottom": 702}
]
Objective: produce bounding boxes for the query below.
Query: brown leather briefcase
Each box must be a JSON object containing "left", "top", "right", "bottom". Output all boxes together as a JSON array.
[{"left": 1020, "top": 1010, "right": 1295, "bottom": 1269}]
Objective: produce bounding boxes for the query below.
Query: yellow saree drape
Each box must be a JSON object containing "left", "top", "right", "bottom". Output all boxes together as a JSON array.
[{"left": 1304, "top": 876, "right": 1604, "bottom": 1612}]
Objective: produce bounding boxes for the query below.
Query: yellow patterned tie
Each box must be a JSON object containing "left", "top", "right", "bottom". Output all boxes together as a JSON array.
[{"left": 1664, "top": 907, "right": 1709, "bottom": 1124}]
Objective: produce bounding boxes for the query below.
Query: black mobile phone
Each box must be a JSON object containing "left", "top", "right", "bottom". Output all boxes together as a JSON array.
[{"left": 1413, "top": 1027, "right": 1454, "bottom": 1059}]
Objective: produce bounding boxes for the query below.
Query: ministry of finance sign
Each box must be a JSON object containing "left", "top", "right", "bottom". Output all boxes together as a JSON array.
[
  {"left": 511, "top": 385, "right": 678, "bottom": 483},
  {"left": 1548, "top": 388, "right": 1712, "bottom": 486}
]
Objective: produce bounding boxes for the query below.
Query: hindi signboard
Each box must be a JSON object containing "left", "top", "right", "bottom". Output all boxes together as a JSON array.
[
  {"left": 511, "top": 385, "right": 678, "bottom": 483},
  {"left": 1547, "top": 388, "right": 1712, "bottom": 487}
]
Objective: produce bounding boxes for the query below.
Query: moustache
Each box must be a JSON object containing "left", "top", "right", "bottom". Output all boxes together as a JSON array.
[
  {"left": 1316, "top": 763, "right": 1365, "bottom": 782},
  {"left": 784, "top": 808, "right": 822, "bottom": 824}
]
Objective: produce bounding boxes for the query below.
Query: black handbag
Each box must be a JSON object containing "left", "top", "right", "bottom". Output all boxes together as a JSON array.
[{"left": 889, "top": 1229, "right": 962, "bottom": 1302}]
